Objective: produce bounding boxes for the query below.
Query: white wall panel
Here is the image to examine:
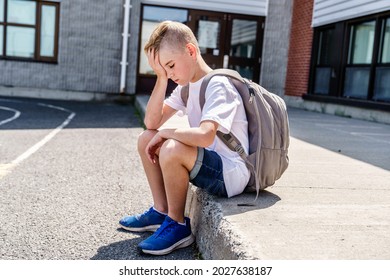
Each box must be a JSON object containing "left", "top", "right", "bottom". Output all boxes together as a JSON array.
[
  {"left": 313, "top": 0, "right": 390, "bottom": 27},
  {"left": 142, "top": 0, "right": 268, "bottom": 16}
]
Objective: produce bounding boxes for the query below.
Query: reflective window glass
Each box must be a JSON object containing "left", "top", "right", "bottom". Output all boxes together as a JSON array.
[
  {"left": 0, "top": 25, "right": 3, "bottom": 55},
  {"left": 344, "top": 67, "right": 370, "bottom": 99},
  {"left": 314, "top": 67, "right": 331, "bottom": 94},
  {"left": 380, "top": 18, "right": 390, "bottom": 63},
  {"left": 142, "top": 6, "right": 188, "bottom": 23},
  {"left": 40, "top": 5, "right": 56, "bottom": 57},
  {"left": 348, "top": 21, "right": 375, "bottom": 64},
  {"left": 317, "top": 28, "right": 334, "bottom": 65},
  {"left": 0, "top": 0, "right": 4, "bottom": 22},
  {"left": 6, "top": 26, "right": 35, "bottom": 57},
  {"left": 230, "top": 19, "right": 257, "bottom": 58},
  {"left": 197, "top": 20, "right": 220, "bottom": 55},
  {"left": 7, "top": 0, "right": 36, "bottom": 25},
  {"left": 139, "top": 6, "right": 188, "bottom": 74},
  {"left": 374, "top": 67, "right": 390, "bottom": 101},
  {"left": 231, "top": 64, "right": 253, "bottom": 80}
]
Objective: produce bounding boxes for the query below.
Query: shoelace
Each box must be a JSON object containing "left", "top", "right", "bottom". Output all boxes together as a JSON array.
[
  {"left": 154, "top": 220, "right": 177, "bottom": 238},
  {"left": 135, "top": 208, "right": 154, "bottom": 220}
]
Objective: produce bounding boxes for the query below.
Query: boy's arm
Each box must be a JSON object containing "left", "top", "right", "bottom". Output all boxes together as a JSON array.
[
  {"left": 146, "top": 120, "right": 218, "bottom": 163},
  {"left": 144, "top": 48, "right": 177, "bottom": 130},
  {"left": 144, "top": 77, "right": 177, "bottom": 130},
  {"left": 158, "top": 120, "right": 218, "bottom": 147}
]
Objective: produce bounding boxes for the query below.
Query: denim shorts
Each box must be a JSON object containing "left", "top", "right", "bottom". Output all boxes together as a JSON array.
[{"left": 189, "top": 147, "right": 228, "bottom": 197}]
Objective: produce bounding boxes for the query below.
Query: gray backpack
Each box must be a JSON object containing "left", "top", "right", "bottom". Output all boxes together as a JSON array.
[{"left": 181, "top": 69, "right": 290, "bottom": 198}]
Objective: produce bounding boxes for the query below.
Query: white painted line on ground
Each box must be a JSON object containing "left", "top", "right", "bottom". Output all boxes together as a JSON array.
[
  {"left": 0, "top": 103, "right": 76, "bottom": 180},
  {"left": 0, "top": 106, "right": 21, "bottom": 126},
  {"left": 314, "top": 123, "right": 390, "bottom": 144},
  {"left": 316, "top": 123, "right": 379, "bottom": 129},
  {"left": 350, "top": 132, "right": 390, "bottom": 145}
]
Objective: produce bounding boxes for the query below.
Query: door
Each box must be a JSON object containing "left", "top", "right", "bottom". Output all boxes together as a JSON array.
[
  {"left": 227, "top": 14, "right": 264, "bottom": 83},
  {"left": 137, "top": 6, "right": 265, "bottom": 94},
  {"left": 187, "top": 10, "right": 227, "bottom": 70},
  {"left": 188, "top": 11, "right": 264, "bottom": 82}
]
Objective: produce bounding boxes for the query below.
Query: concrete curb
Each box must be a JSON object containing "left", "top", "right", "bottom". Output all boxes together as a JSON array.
[
  {"left": 186, "top": 187, "right": 244, "bottom": 259},
  {"left": 186, "top": 186, "right": 265, "bottom": 259}
]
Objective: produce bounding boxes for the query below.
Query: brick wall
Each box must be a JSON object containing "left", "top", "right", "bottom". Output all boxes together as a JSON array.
[
  {"left": 0, "top": 0, "right": 124, "bottom": 94},
  {"left": 285, "top": 0, "right": 314, "bottom": 97}
]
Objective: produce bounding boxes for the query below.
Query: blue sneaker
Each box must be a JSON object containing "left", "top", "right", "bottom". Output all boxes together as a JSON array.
[
  {"left": 119, "top": 207, "right": 167, "bottom": 232},
  {"left": 138, "top": 216, "right": 195, "bottom": 255}
]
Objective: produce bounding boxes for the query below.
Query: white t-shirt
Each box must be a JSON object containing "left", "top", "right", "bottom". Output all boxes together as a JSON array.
[{"left": 164, "top": 76, "right": 250, "bottom": 197}]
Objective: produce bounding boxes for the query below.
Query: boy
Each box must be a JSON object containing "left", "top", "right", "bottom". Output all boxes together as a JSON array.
[{"left": 120, "top": 21, "right": 250, "bottom": 256}]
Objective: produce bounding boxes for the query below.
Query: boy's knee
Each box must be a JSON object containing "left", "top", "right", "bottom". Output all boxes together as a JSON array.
[
  {"left": 138, "top": 129, "right": 157, "bottom": 151},
  {"left": 159, "top": 140, "right": 198, "bottom": 171},
  {"left": 159, "top": 139, "right": 183, "bottom": 162}
]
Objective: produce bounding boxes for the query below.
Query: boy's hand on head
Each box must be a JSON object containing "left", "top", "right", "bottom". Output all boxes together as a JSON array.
[
  {"left": 147, "top": 48, "right": 167, "bottom": 79},
  {"left": 145, "top": 132, "right": 166, "bottom": 164}
]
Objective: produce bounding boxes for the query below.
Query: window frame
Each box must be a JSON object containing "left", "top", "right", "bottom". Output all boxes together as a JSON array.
[
  {"left": 308, "top": 11, "right": 390, "bottom": 107},
  {"left": 0, "top": 0, "right": 60, "bottom": 63}
]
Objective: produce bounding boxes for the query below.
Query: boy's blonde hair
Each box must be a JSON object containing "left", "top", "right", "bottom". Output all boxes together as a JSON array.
[{"left": 144, "top": 21, "right": 199, "bottom": 55}]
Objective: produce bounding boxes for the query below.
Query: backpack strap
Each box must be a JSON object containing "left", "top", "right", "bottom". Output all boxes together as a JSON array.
[
  {"left": 180, "top": 84, "right": 190, "bottom": 107},
  {"left": 216, "top": 131, "right": 247, "bottom": 159},
  {"left": 199, "top": 69, "right": 246, "bottom": 109},
  {"left": 180, "top": 76, "right": 247, "bottom": 158},
  {"left": 181, "top": 69, "right": 249, "bottom": 159},
  {"left": 181, "top": 69, "right": 246, "bottom": 108},
  {"left": 199, "top": 69, "right": 249, "bottom": 158}
]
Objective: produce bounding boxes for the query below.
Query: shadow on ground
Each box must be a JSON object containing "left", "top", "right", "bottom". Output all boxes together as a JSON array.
[{"left": 91, "top": 229, "right": 197, "bottom": 260}]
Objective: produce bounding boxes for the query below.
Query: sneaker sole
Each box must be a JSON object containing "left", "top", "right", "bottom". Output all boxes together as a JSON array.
[
  {"left": 141, "top": 234, "right": 195, "bottom": 255},
  {"left": 120, "top": 224, "right": 161, "bottom": 232}
]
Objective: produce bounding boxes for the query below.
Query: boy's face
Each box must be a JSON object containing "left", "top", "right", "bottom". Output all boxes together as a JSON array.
[{"left": 158, "top": 44, "right": 195, "bottom": 86}]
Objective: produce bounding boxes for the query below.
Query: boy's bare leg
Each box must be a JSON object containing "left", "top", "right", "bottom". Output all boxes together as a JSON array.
[
  {"left": 159, "top": 139, "right": 197, "bottom": 223},
  {"left": 138, "top": 130, "right": 168, "bottom": 213}
]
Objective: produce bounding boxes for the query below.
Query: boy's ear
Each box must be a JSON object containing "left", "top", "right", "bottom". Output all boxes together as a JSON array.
[{"left": 186, "top": 43, "right": 197, "bottom": 58}]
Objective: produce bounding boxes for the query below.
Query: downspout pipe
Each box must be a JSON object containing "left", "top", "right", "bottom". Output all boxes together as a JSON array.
[{"left": 120, "top": 0, "right": 131, "bottom": 94}]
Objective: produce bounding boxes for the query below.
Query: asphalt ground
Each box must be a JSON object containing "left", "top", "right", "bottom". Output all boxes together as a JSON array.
[
  {"left": 2, "top": 95, "right": 390, "bottom": 262},
  {"left": 0, "top": 97, "right": 198, "bottom": 260},
  {"left": 287, "top": 108, "right": 390, "bottom": 171}
]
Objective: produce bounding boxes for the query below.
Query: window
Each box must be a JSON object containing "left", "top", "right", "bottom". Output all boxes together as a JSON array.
[
  {"left": 374, "top": 17, "right": 390, "bottom": 101},
  {"left": 0, "top": 25, "right": 3, "bottom": 55},
  {"left": 379, "top": 18, "right": 390, "bottom": 63},
  {"left": 310, "top": 11, "right": 390, "bottom": 106},
  {"left": 40, "top": 4, "right": 56, "bottom": 57},
  {"left": 0, "top": 0, "right": 4, "bottom": 55},
  {"left": 0, "top": 0, "right": 59, "bottom": 62},
  {"left": 344, "top": 20, "right": 376, "bottom": 99},
  {"left": 314, "top": 27, "right": 335, "bottom": 95},
  {"left": 0, "top": 0, "right": 4, "bottom": 22},
  {"left": 348, "top": 21, "right": 376, "bottom": 64}
]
